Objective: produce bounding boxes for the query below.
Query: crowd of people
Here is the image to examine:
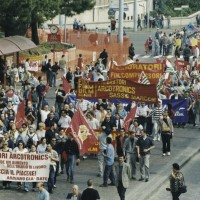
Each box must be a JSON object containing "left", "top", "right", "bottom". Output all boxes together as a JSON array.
[
  {"left": 0, "top": 27, "right": 196, "bottom": 200},
  {"left": 145, "top": 28, "right": 200, "bottom": 57}
]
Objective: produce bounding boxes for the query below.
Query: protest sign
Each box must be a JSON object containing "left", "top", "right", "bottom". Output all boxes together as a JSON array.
[{"left": 0, "top": 152, "right": 50, "bottom": 182}]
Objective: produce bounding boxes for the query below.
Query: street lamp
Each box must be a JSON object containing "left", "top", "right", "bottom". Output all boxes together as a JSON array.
[{"left": 174, "top": 5, "right": 189, "bottom": 29}]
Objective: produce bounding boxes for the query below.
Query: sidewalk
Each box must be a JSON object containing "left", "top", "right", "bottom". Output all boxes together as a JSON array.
[{"left": 126, "top": 124, "right": 200, "bottom": 200}]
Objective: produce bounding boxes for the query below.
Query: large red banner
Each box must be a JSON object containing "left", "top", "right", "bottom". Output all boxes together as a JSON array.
[
  {"left": 109, "top": 62, "right": 164, "bottom": 84},
  {"left": 77, "top": 78, "right": 158, "bottom": 104}
]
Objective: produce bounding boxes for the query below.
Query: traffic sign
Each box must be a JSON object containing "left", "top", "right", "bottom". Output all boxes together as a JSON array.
[{"left": 108, "top": 9, "right": 115, "bottom": 16}]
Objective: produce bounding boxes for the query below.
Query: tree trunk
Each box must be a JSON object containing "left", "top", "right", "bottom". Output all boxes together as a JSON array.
[{"left": 31, "top": 21, "right": 39, "bottom": 45}]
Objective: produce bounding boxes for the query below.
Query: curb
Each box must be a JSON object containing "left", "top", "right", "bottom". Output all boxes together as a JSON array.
[{"left": 126, "top": 139, "right": 200, "bottom": 200}]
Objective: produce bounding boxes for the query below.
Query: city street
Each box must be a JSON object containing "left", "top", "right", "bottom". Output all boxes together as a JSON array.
[
  {"left": 0, "top": 74, "right": 200, "bottom": 199},
  {"left": 0, "top": 27, "right": 200, "bottom": 200}
]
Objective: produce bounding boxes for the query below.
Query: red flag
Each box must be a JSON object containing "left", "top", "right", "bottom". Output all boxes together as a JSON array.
[
  {"left": 123, "top": 105, "right": 137, "bottom": 132},
  {"left": 42, "top": 83, "right": 49, "bottom": 96},
  {"left": 174, "top": 60, "right": 190, "bottom": 71},
  {"left": 63, "top": 78, "right": 72, "bottom": 93},
  {"left": 66, "top": 108, "right": 98, "bottom": 155},
  {"left": 15, "top": 100, "right": 27, "bottom": 128}
]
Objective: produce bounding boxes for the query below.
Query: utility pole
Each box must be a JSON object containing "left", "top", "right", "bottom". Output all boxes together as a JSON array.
[
  {"left": 134, "top": 0, "right": 138, "bottom": 32},
  {"left": 118, "top": 0, "right": 124, "bottom": 44}
]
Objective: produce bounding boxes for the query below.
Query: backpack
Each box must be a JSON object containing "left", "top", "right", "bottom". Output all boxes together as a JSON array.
[{"left": 26, "top": 133, "right": 36, "bottom": 148}]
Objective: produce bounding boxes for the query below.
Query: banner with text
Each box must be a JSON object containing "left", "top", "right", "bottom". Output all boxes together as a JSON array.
[
  {"left": 77, "top": 78, "right": 158, "bottom": 104},
  {"left": 162, "top": 99, "right": 188, "bottom": 123},
  {"left": 109, "top": 62, "right": 164, "bottom": 84},
  {"left": 0, "top": 153, "right": 50, "bottom": 182}
]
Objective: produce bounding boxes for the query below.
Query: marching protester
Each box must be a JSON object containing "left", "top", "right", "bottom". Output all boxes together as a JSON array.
[
  {"left": 166, "top": 163, "right": 185, "bottom": 200},
  {"left": 0, "top": 23, "right": 199, "bottom": 200},
  {"left": 159, "top": 111, "right": 174, "bottom": 156},
  {"left": 66, "top": 184, "right": 82, "bottom": 200},
  {"left": 37, "top": 182, "right": 50, "bottom": 200},
  {"left": 99, "top": 137, "right": 115, "bottom": 187},
  {"left": 136, "top": 129, "right": 155, "bottom": 182},
  {"left": 114, "top": 154, "right": 131, "bottom": 200},
  {"left": 81, "top": 179, "right": 100, "bottom": 200},
  {"left": 123, "top": 131, "right": 138, "bottom": 180}
]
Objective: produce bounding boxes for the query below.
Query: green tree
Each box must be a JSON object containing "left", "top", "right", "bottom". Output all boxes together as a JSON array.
[
  {"left": 60, "top": 0, "right": 95, "bottom": 17},
  {"left": 0, "top": 0, "right": 95, "bottom": 44}
]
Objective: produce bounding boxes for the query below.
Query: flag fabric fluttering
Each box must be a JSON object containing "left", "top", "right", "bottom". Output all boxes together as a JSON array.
[
  {"left": 66, "top": 108, "right": 98, "bottom": 155},
  {"left": 123, "top": 105, "right": 137, "bottom": 132},
  {"left": 138, "top": 71, "right": 150, "bottom": 85},
  {"left": 15, "top": 100, "right": 27, "bottom": 129},
  {"left": 156, "top": 75, "right": 165, "bottom": 93},
  {"left": 63, "top": 78, "right": 72, "bottom": 93},
  {"left": 165, "top": 59, "right": 175, "bottom": 73}
]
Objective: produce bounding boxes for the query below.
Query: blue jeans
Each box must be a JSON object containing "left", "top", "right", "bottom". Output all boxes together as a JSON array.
[
  {"left": 103, "top": 164, "right": 115, "bottom": 185},
  {"left": 66, "top": 155, "right": 75, "bottom": 180},
  {"left": 48, "top": 165, "right": 55, "bottom": 192}
]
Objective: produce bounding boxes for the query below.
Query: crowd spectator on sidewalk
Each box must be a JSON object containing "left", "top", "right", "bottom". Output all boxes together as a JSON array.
[{"left": 59, "top": 55, "right": 67, "bottom": 78}]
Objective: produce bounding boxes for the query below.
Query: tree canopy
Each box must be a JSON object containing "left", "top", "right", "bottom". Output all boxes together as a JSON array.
[
  {"left": 0, "top": 0, "right": 95, "bottom": 44},
  {"left": 153, "top": 0, "right": 200, "bottom": 17}
]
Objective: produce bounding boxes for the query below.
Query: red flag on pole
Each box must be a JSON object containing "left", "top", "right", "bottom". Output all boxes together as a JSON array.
[
  {"left": 63, "top": 78, "right": 72, "bottom": 93},
  {"left": 66, "top": 108, "right": 98, "bottom": 155},
  {"left": 42, "top": 83, "right": 49, "bottom": 96},
  {"left": 15, "top": 100, "right": 27, "bottom": 128},
  {"left": 123, "top": 105, "right": 137, "bottom": 132}
]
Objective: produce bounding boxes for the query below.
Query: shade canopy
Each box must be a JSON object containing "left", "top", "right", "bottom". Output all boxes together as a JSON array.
[{"left": 0, "top": 36, "right": 36, "bottom": 55}]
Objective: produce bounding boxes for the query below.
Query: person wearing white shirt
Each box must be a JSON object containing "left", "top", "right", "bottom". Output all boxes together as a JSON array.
[
  {"left": 194, "top": 45, "right": 199, "bottom": 59},
  {"left": 24, "top": 58, "right": 30, "bottom": 71},
  {"left": 137, "top": 103, "right": 150, "bottom": 128},
  {"left": 40, "top": 105, "right": 50, "bottom": 123},
  {"left": 77, "top": 98, "right": 92, "bottom": 112},
  {"left": 86, "top": 111, "right": 100, "bottom": 130},
  {"left": 58, "top": 110, "right": 71, "bottom": 128}
]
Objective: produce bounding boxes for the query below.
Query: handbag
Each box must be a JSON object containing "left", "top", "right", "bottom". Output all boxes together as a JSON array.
[
  {"left": 179, "top": 173, "right": 187, "bottom": 193},
  {"left": 162, "top": 121, "right": 170, "bottom": 132}
]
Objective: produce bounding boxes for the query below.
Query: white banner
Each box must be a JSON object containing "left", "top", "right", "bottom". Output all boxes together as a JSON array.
[{"left": 0, "top": 152, "right": 50, "bottom": 182}]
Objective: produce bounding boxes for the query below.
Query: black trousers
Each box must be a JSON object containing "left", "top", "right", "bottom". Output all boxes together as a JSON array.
[
  {"left": 171, "top": 191, "right": 181, "bottom": 200},
  {"left": 117, "top": 181, "right": 126, "bottom": 200},
  {"left": 161, "top": 133, "right": 171, "bottom": 153}
]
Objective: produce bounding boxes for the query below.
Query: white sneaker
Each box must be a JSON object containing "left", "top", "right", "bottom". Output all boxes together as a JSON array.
[
  {"left": 162, "top": 153, "right": 166, "bottom": 156},
  {"left": 24, "top": 188, "right": 29, "bottom": 192},
  {"left": 167, "top": 152, "right": 171, "bottom": 156}
]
